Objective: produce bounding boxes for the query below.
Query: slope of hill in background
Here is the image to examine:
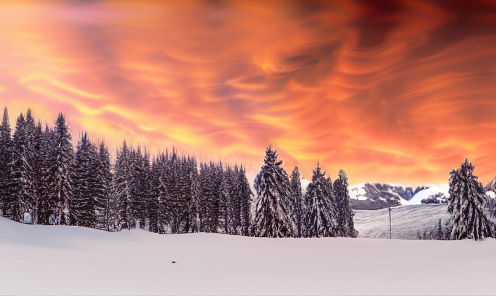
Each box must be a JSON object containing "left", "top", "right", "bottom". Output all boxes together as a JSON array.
[
  {"left": 0, "top": 216, "right": 495, "bottom": 295},
  {"left": 354, "top": 204, "right": 451, "bottom": 239}
]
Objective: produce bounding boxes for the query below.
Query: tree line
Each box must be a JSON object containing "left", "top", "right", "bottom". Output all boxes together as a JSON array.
[{"left": 0, "top": 107, "right": 357, "bottom": 238}]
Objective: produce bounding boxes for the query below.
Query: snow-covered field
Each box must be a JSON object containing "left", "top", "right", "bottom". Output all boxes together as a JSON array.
[{"left": 1, "top": 216, "right": 495, "bottom": 295}]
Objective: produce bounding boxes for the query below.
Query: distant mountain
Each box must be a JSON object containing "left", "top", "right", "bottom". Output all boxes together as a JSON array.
[{"left": 349, "top": 183, "right": 430, "bottom": 210}]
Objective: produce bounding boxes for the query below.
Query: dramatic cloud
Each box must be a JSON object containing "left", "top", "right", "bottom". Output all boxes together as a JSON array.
[{"left": 0, "top": 0, "right": 495, "bottom": 185}]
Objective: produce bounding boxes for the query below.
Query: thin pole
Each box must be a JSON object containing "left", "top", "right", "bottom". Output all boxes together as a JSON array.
[{"left": 388, "top": 207, "right": 392, "bottom": 239}]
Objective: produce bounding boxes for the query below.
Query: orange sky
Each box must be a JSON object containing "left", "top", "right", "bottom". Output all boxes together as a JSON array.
[{"left": 0, "top": 0, "right": 495, "bottom": 185}]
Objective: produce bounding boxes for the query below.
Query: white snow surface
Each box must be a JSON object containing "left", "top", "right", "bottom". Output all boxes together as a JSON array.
[
  {"left": 1, "top": 217, "right": 496, "bottom": 295},
  {"left": 405, "top": 184, "right": 450, "bottom": 204}
]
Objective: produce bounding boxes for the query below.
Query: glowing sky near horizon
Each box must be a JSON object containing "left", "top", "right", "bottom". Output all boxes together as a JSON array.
[{"left": 0, "top": 0, "right": 495, "bottom": 185}]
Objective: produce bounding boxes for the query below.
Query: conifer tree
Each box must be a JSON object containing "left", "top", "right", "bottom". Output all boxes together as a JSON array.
[
  {"left": 37, "top": 124, "right": 55, "bottom": 225},
  {"left": 71, "top": 133, "right": 97, "bottom": 227},
  {"left": 11, "top": 113, "right": 32, "bottom": 222},
  {"left": 0, "top": 107, "right": 13, "bottom": 217},
  {"left": 94, "top": 142, "right": 111, "bottom": 230},
  {"left": 253, "top": 146, "right": 295, "bottom": 238},
  {"left": 31, "top": 122, "right": 43, "bottom": 224},
  {"left": 290, "top": 167, "right": 303, "bottom": 238},
  {"left": 304, "top": 163, "right": 336, "bottom": 238},
  {"left": 198, "top": 162, "right": 211, "bottom": 232},
  {"left": 238, "top": 165, "right": 253, "bottom": 236},
  {"left": 49, "top": 113, "right": 74, "bottom": 225},
  {"left": 333, "top": 170, "right": 357, "bottom": 237},
  {"left": 114, "top": 141, "right": 134, "bottom": 230},
  {"left": 447, "top": 159, "right": 494, "bottom": 240}
]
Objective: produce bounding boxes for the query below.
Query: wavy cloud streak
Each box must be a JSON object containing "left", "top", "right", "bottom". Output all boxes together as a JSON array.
[{"left": 0, "top": 0, "right": 495, "bottom": 185}]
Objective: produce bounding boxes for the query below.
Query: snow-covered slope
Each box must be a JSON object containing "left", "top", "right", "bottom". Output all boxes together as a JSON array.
[
  {"left": 405, "top": 185, "right": 449, "bottom": 204},
  {"left": 354, "top": 204, "right": 451, "bottom": 239},
  {"left": 1, "top": 217, "right": 495, "bottom": 295}
]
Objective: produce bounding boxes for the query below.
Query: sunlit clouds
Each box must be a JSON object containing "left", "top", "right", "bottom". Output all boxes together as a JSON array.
[{"left": 0, "top": 0, "right": 495, "bottom": 185}]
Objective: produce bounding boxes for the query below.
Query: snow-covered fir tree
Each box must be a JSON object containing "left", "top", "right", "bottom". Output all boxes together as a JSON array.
[
  {"left": 31, "top": 122, "right": 44, "bottom": 224},
  {"left": 198, "top": 162, "right": 211, "bottom": 232},
  {"left": 304, "top": 163, "right": 336, "bottom": 238},
  {"left": 290, "top": 167, "right": 303, "bottom": 238},
  {"left": 94, "top": 142, "right": 112, "bottom": 230},
  {"left": 11, "top": 113, "right": 35, "bottom": 223},
  {"left": 333, "top": 170, "right": 357, "bottom": 238},
  {"left": 252, "top": 146, "right": 295, "bottom": 238},
  {"left": 49, "top": 113, "right": 74, "bottom": 225},
  {"left": 37, "top": 123, "right": 56, "bottom": 225},
  {"left": 0, "top": 107, "right": 13, "bottom": 217},
  {"left": 114, "top": 141, "right": 134, "bottom": 230},
  {"left": 238, "top": 165, "right": 253, "bottom": 236},
  {"left": 447, "top": 159, "right": 494, "bottom": 240},
  {"left": 71, "top": 133, "right": 98, "bottom": 227}
]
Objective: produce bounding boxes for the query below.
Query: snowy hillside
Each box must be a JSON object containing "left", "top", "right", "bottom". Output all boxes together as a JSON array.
[
  {"left": 354, "top": 204, "right": 451, "bottom": 239},
  {"left": 1, "top": 217, "right": 495, "bottom": 295}
]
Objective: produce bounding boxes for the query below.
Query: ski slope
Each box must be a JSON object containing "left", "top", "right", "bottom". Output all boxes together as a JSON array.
[{"left": 1, "top": 217, "right": 495, "bottom": 295}]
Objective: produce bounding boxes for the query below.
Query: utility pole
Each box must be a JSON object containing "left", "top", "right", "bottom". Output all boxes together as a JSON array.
[{"left": 388, "top": 207, "right": 392, "bottom": 239}]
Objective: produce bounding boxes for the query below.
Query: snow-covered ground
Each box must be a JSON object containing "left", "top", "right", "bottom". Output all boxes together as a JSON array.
[{"left": 1, "top": 216, "right": 495, "bottom": 295}]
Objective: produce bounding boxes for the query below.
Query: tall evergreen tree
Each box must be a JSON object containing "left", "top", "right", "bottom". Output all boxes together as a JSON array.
[
  {"left": 304, "top": 163, "right": 336, "bottom": 238},
  {"left": 71, "top": 133, "right": 97, "bottom": 227},
  {"left": 48, "top": 113, "right": 74, "bottom": 225},
  {"left": 333, "top": 170, "right": 357, "bottom": 238},
  {"left": 0, "top": 107, "right": 13, "bottom": 217},
  {"left": 37, "top": 124, "right": 56, "bottom": 225},
  {"left": 11, "top": 113, "right": 36, "bottom": 223},
  {"left": 238, "top": 165, "right": 253, "bottom": 236},
  {"left": 252, "top": 146, "right": 295, "bottom": 238},
  {"left": 31, "top": 122, "right": 43, "bottom": 224},
  {"left": 114, "top": 141, "right": 134, "bottom": 230},
  {"left": 447, "top": 159, "right": 494, "bottom": 240},
  {"left": 94, "top": 142, "right": 112, "bottom": 230},
  {"left": 290, "top": 167, "right": 303, "bottom": 238}
]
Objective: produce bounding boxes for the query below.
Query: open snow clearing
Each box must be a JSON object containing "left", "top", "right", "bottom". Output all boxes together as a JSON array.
[{"left": 0, "top": 216, "right": 495, "bottom": 295}]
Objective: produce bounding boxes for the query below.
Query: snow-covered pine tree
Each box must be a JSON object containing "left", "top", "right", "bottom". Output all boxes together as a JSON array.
[
  {"left": 198, "top": 162, "right": 210, "bottom": 232},
  {"left": 238, "top": 165, "right": 253, "bottom": 236},
  {"left": 219, "top": 163, "right": 231, "bottom": 234},
  {"left": 0, "top": 107, "right": 13, "bottom": 217},
  {"left": 37, "top": 124, "right": 56, "bottom": 225},
  {"left": 132, "top": 147, "right": 151, "bottom": 229},
  {"left": 148, "top": 154, "right": 169, "bottom": 233},
  {"left": 252, "top": 146, "right": 295, "bottom": 238},
  {"left": 290, "top": 167, "right": 303, "bottom": 238},
  {"left": 333, "top": 170, "right": 357, "bottom": 238},
  {"left": 94, "top": 142, "right": 112, "bottom": 230},
  {"left": 304, "top": 163, "right": 336, "bottom": 238},
  {"left": 208, "top": 161, "right": 223, "bottom": 233},
  {"left": 71, "top": 133, "right": 97, "bottom": 227},
  {"left": 49, "top": 113, "right": 74, "bottom": 225},
  {"left": 165, "top": 150, "right": 183, "bottom": 233},
  {"left": 114, "top": 141, "right": 134, "bottom": 230},
  {"left": 187, "top": 156, "right": 200, "bottom": 233},
  {"left": 228, "top": 165, "right": 242, "bottom": 235},
  {"left": 30, "top": 122, "right": 44, "bottom": 224},
  {"left": 11, "top": 113, "right": 36, "bottom": 223},
  {"left": 447, "top": 159, "right": 494, "bottom": 240}
]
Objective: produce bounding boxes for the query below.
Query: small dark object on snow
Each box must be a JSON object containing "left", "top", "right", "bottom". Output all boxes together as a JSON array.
[{"left": 172, "top": 261, "right": 176, "bottom": 263}]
